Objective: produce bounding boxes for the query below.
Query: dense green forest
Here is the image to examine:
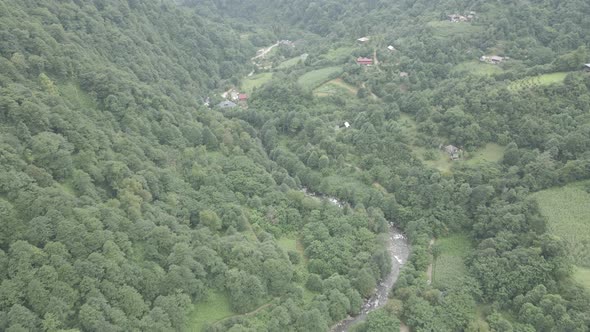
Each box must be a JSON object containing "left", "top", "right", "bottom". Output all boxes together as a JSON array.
[{"left": 1, "top": 0, "right": 590, "bottom": 331}]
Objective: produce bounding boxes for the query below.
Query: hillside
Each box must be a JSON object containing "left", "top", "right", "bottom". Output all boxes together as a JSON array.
[{"left": 2, "top": 0, "right": 590, "bottom": 331}]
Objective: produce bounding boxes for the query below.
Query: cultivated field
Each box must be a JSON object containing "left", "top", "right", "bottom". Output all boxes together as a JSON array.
[
  {"left": 508, "top": 72, "right": 568, "bottom": 91},
  {"left": 297, "top": 66, "right": 343, "bottom": 90},
  {"left": 432, "top": 234, "right": 471, "bottom": 289},
  {"left": 532, "top": 181, "right": 590, "bottom": 268},
  {"left": 314, "top": 78, "right": 358, "bottom": 97}
]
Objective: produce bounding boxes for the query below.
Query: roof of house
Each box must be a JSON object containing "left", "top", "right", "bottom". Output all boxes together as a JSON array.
[
  {"left": 344, "top": 122, "right": 350, "bottom": 128},
  {"left": 490, "top": 56, "right": 504, "bottom": 61},
  {"left": 585, "top": 63, "right": 590, "bottom": 68},
  {"left": 357, "top": 57, "right": 373, "bottom": 62},
  {"left": 357, "top": 37, "right": 370, "bottom": 42},
  {"left": 399, "top": 72, "right": 409, "bottom": 77},
  {"left": 218, "top": 101, "right": 237, "bottom": 108},
  {"left": 238, "top": 94, "right": 248, "bottom": 100},
  {"left": 387, "top": 45, "right": 396, "bottom": 51}
]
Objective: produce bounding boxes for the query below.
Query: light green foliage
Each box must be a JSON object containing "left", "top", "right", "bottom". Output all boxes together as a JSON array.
[
  {"left": 297, "top": 66, "right": 344, "bottom": 90},
  {"left": 277, "top": 56, "right": 304, "bottom": 69},
  {"left": 573, "top": 267, "right": 590, "bottom": 289},
  {"left": 533, "top": 181, "right": 590, "bottom": 267},
  {"left": 426, "top": 21, "right": 483, "bottom": 38},
  {"left": 464, "top": 144, "right": 506, "bottom": 165}
]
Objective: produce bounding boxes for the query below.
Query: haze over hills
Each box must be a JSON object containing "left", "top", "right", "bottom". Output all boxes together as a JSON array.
[{"left": 1, "top": 0, "right": 590, "bottom": 331}]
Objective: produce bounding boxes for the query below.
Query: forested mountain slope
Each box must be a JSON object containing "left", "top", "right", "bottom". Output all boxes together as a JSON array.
[{"left": 2, "top": 0, "right": 590, "bottom": 331}]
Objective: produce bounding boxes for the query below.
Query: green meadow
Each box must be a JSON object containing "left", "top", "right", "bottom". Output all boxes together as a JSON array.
[
  {"left": 242, "top": 72, "right": 273, "bottom": 93},
  {"left": 297, "top": 66, "right": 343, "bottom": 90}
]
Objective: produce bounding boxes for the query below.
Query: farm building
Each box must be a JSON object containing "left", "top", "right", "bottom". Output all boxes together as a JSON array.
[
  {"left": 480, "top": 55, "right": 506, "bottom": 64},
  {"left": 218, "top": 101, "right": 237, "bottom": 109},
  {"left": 442, "top": 145, "right": 461, "bottom": 160},
  {"left": 356, "top": 57, "right": 373, "bottom": 65},
  {"left": 357, "top": 37, "right": 370, "bottom": 43}
]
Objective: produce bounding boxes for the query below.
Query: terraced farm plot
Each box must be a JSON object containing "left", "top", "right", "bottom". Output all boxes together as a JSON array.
[
  {"left": 314, "top": 78, "right": 358, "bottom": 97},
  {"left": 432, "top": 234, "right": 471, "bottom": 289},
  {"left": 532, "top": 181, "right": 590, "bottom": 268},
  {"left": 508, "top": 72, "right": 568, "bottom": 91},
  {"left": 242, "top": 72, "right": 273, "bottom": 93},
  {"left": 297, "top": 66, "right": 343, "bottom": 90},
  {"left": 452, "top": 61, "right": 503, "bottom": 76}
]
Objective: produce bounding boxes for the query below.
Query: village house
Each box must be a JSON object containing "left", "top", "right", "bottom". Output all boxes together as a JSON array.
[
  {"left": 585, "top": 63, "right": 590, "bottom": 71},
  {"left": 448, "top": 14, "right": 468, "bottom": 22},
  {"left": 387, "top": 45, "right": 396, "bottom": 52},
  {"left": 357, "top": 37, "right": 370, "bottom": 43},
  {"left": 344, "top": 121, "right": 350, "bottom": 128},
  {"left": 399, "top": 72, "right": 409, "bottom": 77},
  {"left": 441, "top": 144, "right": 461, "bottom": 160},
  {"left": 218, "top": 101, "right": 237, "bottom": 109},
  {"left": 356, "top": 57, "right": 373, "bottom": 65},
  {"left": 238, "top": 94, "right": 248, "bottom": 102},
  {"left": 480, "top": 55, "right": 506, "bottom": 64}
]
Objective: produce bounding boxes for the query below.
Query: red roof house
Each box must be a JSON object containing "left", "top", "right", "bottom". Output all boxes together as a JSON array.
[
  {"left": 356, "top": 57, "right": 373, "bottom": 65},
  {"left": 238, "top": 93, "right": 249, "bottom": 101}
]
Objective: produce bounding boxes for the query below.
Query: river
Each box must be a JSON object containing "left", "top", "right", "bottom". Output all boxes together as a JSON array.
[{"left": 301, "top": 189, "right": 411, "bottom": 331}]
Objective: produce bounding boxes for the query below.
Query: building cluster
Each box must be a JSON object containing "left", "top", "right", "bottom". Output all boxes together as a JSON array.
[
  {"left": 480, "top": 55, "right": 508, "bottom": 64},
  {"left": 448, "top": 12, "right": 476, "bottom": 22}
]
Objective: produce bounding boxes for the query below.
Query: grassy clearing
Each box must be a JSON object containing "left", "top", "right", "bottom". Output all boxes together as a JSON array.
[
  {"left": 508, "top": 72, "right": 568, "bottom": 91},
  {"left": 278, "top": 56, "right": 304, "bottom": 69},
  {"left": 187, "top": 291, "right": 234, "bottom": 332},
  {"left": 426, "top": 21, "right": 483, "bottom": 38},
  {"left": 59, "top": 82, "right": 97, "bottom": 110},
  {"left": 574, "top": 267, "right": 590, "bottom": 290},
  {"left": 242, "top": 72, "right": 273, "bottom": 93},
  {"left": 314, "top": 78, "right": 358, "bottom": 97},
  {"left": 452, "top": 61, "right": 503, "bottom": 76},
  {"left": 277, "top": 235, "right": 316, "bottom": 303},
  {"left": 432, "top": 234, "right": 471, "bottom": 289},
  {"left": 532, "top": 181, "right": 590, "bottom": 267},
  {"left": 465, "top": 143, "right": 505, "bottom": 165},
  {"left": 297, "top": 66, "right": 343, "bottom": 90}
]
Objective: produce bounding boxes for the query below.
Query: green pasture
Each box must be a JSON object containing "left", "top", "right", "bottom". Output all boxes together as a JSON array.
[
  {"left": 532, "top": 181, "right": 590, "bottom": 267},
  {"left": 432, "top": 234, "right": 471, "bottom": 289},
  {"left": 297, "top": 66, "right": 343, "bottom": 90},
  {"left": 464, "top": 143, "right": 505, "bottom": 165},
  {"left": 278, "top": 56, "right": 304, "bottom": 69},
  {"left": 574, "top": 267, "right": 590, "bottom": 290},
  {"left": 242, "top": 72, "right": 273, "bottom": 93},
  {"left": 452, "top": 61, "right": 503, "bottom": 76},
  {"left": 187, "top": 291, "right": 234, "bottom": 332}
]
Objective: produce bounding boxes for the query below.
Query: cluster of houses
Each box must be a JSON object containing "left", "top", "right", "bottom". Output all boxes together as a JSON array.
[
  {"left": 480, "top": 55, "right": 508, "bottom": 64},
  {"left": 448, "top": 12, "right": 476, "bottom": 22},
  {"left": 217, "top": 89, "right": 248, "bottom": 109}
]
